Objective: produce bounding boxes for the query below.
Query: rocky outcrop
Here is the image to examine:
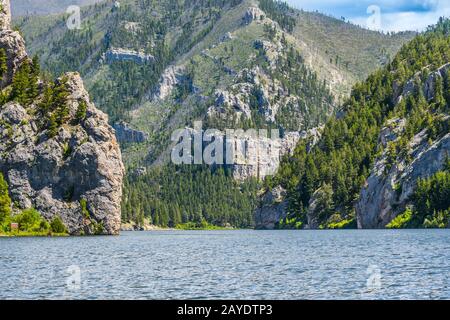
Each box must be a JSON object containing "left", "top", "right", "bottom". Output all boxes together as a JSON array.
[
  {"left": 0, "top": 0, "right": 11, "bottom": 30},
  {"left": 393, "top": 63, "right": 450, "bottom": 104},
  {"left": 0, "top": 6, "right": 124, "bottom": 235},
  {"left": 357, "top": 66, "right": 450, "bottom": 228},
  {"left": 357, "top": 130, "right": 450, "bottom": 228},
  {"left": 0, "top": 74, "right": 125, "bottom": 235},
  {"left": 208, "top": 88, "right": 252, "bottom": 121},
  {"left": 105, "top": 48, "right": 155, "bottom": 65},
  {"left": 243, "top": 6, "right": 266, "bottom": 25},
  {"left": 231, "top": 131, "right": 308, "bottom": 181},
  {"left": 254, "top": 186, "right": 288, "bottom": 229},
  {"left": 151, "top": 65, "right": 187, "bottom": 101},
  {"left": 0, "top": 24, "right": 28, "bottom": 88},
  {"left": 253, "top": 128, "right": 324, "bottom": 228},
  {"left": 207, "top": 66, "right": 301, "bottom": 124},
  {"left": 113, "top": 121, "right": 148, "bottom": 144}
]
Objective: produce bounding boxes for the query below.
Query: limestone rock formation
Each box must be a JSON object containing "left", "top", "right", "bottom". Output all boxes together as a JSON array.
[
  {"left": 0, "top": 0, "right": 11, "bottom": 30},
  {"left": 254, "top": 186, "right": 288, "bottom": 229},
  {"left": 357, "top": 65, "right": 450, "bottom": 228},
  {"left": 151, "top": 65, "right": 187, "bottom": 101},
  {"left": 104, "top": 47, "right": 155, "bottom": 65},
  {"left": 113, "top": 121, "right": 149, "bottom": 144},
  {"left": 0, "top": 22, "right": 28, "bottom": 88},
  {"left": 243, "top": 6, "right": 266, "bottom": 25},
  {"left": 0, "top": 74, "right": 125, "bottom": 235},
  {"left": 0, "top": 4, "right": 124, "bottom": 235},
  {"left": 357, "top": 131, "right": 450, "bottom": 229}
]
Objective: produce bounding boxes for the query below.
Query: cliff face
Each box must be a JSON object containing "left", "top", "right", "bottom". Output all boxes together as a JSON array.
[
  {"left": 254, "top": 127, "right": 323, "bottom": 229},
  {"left": 0, "top": 1, "right": 124, "bottom": 235},
  {"left": 0, "top": 0, "right": 27, "bottom": 89},
  {"left": 254, "top": 186, "right": 287, "bottom": 229},
  {"left": 113, "top": 121, "right": 149, "bottom": 144},
  {"left": 356, "top": 65, "right": 450, "bottom": 229}
]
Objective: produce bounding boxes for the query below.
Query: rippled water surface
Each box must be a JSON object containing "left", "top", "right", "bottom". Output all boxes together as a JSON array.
[{"left": 1, "top": 230, "right": 449, "bottom": 299}]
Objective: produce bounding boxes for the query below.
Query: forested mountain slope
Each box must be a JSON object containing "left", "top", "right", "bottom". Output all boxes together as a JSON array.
[
  {"left": 261, "top": 18, "right": 450, "bottom": 230},
  {"left": 13, "top": 0, "right": 415, "bottom": 228}
]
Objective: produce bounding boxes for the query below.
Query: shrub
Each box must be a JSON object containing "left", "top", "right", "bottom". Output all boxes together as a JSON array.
[
  {"left": 50, "top": 216, "right": 68, "bottom": 234},
  {"left": 387, "top": 208, "right": 413, "bottom": 229},
  {"left": 80, "top": 199, "right": 90, "bottom": 219},
  {"left": 12, "top": 208, "right": 48, "bottom": 232},
  {"left": 0, "top": 173, "right": 11, "bottom": 226}
]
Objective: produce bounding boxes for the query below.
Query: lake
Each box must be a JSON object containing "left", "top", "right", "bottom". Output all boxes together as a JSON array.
[{"left": 0, "top": 230, "right": 449, "bottom": 299}]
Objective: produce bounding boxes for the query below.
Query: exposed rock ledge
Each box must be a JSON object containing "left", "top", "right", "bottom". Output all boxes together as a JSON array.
[
  {"left": 1, "top": 1, "right": 125, "bottom": 235},
  {"left": 105, "top": 48, "right": 155, "bottom": 65},
  {"left": 0, "top": 74, "right": 125, "bottom": 235},
  {"left": 254, "top": 186, "right": 288, "bottom": 229},
  {"left": 113, "top": 121, "right": 148, "bottom": 144}
]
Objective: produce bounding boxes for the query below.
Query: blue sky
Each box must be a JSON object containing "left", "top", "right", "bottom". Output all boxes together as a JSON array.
[{"left": 285, "top": 0, "right": 450, "bottom": 32}]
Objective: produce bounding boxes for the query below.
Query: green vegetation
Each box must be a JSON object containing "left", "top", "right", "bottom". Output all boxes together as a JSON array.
[
  {"left": 276, "top": 216, "right": 303, "bottom": 229},
  {"left": 258, "top": 0, "right": 296, "bottom": 33},
  {"left": 270, "top": 18, "right": 450, "bottom": 228},
  {"left": 413, "top": 163, "right": 450, "bottom": 228},
  {"left": 387, "top": 208, "right": 413, "bottom": 229},
  {"left": 175, "top": 220, "right": 230, "bottom": 230},
  {"left": 326, "top": 218, "right": 357, "bottom": 230},
  {"left": 122, "top": 165, "right": 259, "bottom": 229},
  {"left": 75, "top": 100, "right": 88, "bottom": 122},
  {"left": 0, "top": 173, "right": 68, "bottom": 236},
  {"left": 10, "top": 58, "right": 40, "bottom": 106},
  {"left": 0, "top": 50, "right": 73, "bottom": 139},
  {"left": 80, "top": 198, "right": 90, "bottom": 219},
  {"left": 50, "top": 216, "right": 68, "bottom": 234},
  {"left": 0, "top": 172, "right": 11, "bottom": 228},
  {"left": 387, "top": 164, "right": 450, "bottom": 229},
  {"left": 0, "top": 48, "right": 7, "bottom": 79}
]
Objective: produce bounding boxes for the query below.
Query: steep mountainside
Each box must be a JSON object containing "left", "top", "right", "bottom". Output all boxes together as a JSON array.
[
  {"left": 0, "top": 0, "right": 124, "bottom": 235},
  {"left": 262, "top": 19, "right": 450, "bottom": 230},
  {"left": 14, "top": 0, "right": 414, "bottom": 153},
  {"left": 13, "top": 0, "right": 414, "bottom": 228}
]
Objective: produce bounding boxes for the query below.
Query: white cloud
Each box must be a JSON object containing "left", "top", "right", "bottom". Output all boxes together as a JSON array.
[{"left": 286, "top": 0, "right": 450, "bottom": 32}]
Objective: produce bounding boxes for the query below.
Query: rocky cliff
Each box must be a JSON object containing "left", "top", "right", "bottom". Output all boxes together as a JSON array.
[
  {"left": 254, "top": 127, "right": 323, "bottom": 229},
  {"left": 0, "top": 2, "right": 124, "bottom": 235},
  {"left": 254, "top": 186, "right": 287, "bottom": 229},
  {"left": 356, "top": 66, "right": 450, "bottom": 228},
  {"left": 113, "top": 121, "right": 149, "bottom": 144}
]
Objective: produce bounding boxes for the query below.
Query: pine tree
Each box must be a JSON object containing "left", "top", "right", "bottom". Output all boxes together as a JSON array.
[
  {"left": 434, "top": 76, "right": 446, "bottom": 110},
  {"left": 75, "top": 100, "right": 88, "bottom": 122},
  {"left": 0, "top": 173, "right": 11, "bottom": 226},
  {"left": 48, "top": 113, "right": 58, "bottom": 138},
  {"left": 0, "top": 48, "right": 7, "bottom": 80}
]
